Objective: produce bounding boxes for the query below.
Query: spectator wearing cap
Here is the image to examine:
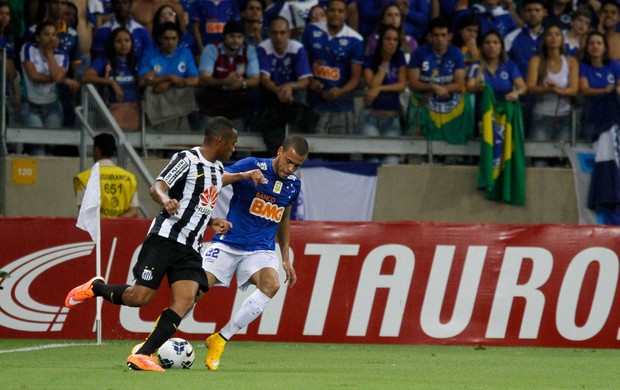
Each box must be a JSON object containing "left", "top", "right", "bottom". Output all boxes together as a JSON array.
[{"left": 197, "top": 20, "right": 260, "bottom": 131}]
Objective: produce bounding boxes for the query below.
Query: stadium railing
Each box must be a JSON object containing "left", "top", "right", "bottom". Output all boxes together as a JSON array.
[{"left": 0, "top": 78, "right": 591, "bottom": 164}]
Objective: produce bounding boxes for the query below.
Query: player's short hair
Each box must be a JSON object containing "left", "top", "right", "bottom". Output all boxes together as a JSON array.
[
  {"left": 205, "top": 116, "right": 236, "bottom": 140},
  {"left": 283, "top": 134, "right": 309, "bottom": 157},
  {"left": 94, "top": 133, "right": 117, "bottom": 157}
]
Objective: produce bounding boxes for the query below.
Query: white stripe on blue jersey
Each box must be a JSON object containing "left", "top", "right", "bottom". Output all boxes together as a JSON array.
[{"left": 149, "top": 147, "right": 224, "bottom": 253}]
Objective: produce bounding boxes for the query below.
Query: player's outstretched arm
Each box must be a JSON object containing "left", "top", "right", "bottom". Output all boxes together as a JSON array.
[
  {"left": 209, "top": 217, "right": 232, "bottom": 234},
  {"left": 222, "top": 169, "right": 266, "bottom": 186}
]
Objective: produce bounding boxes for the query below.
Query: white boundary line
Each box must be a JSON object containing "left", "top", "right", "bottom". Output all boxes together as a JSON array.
[{"left": 0, "top": 342, "right": 99, "bottom": 354}]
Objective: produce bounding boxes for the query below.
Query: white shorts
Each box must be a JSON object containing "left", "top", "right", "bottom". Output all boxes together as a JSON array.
[{"left": 202, "top": 241, "right": 280, "bottom": 291}]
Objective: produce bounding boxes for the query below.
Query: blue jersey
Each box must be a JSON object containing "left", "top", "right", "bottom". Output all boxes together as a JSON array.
[
  {"left": 470, "top": 4, "right": 517, "bottom": 36},
  {"left": 215, "top": 157, "right": 301, "bottom": 251},
  {"left": 302, "top": 21, "right": 364, "bottom": 112},
  {"left": 90, "top": 55, "right": 141, "bottom": 103},
  {"left": 257, "top": 39, "right": 312, "bottom": 86},
  {"left": 403, "top": 0, "right": 431, "bottom": 42},
  {"left": 580, "top": 60, "right": 620, "bottom": 138},
  {"left": 363, "top": 49, "right": 406, "bottom": 111},
  {"left": 408, "top": 44, "right": 464, "bottom": 85},
  {"left": 191, "top": 0, "right": 240, "bottom": 46},
  {"left": 0, "top": 34, "right": 15, "bottom": 60},
  {"left": 505, "top": 26, "right": 543, "bottom": 77},
  {"left": 26, "top": 21, "right": 80, "bottom": 64},
  {"left": 468, "top": 60, "right": 522, "bottom": 97},
  {"left": 138, "top": 46, "right": 199, "bottom": 78},
  {"left": 92, "top": 18, "right": 154, "bottom": 60}
]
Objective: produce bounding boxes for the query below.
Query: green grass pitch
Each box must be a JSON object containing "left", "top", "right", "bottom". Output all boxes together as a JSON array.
[{"left": 0, "top": 339, "right": 618, "bottom": 389}]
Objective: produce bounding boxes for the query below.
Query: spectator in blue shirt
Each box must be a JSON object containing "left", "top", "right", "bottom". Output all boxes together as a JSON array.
[
  {"left": 505, "top": 0, "right": 546, "bottom": 77},
  {"left": 82, "top": 27, "right": 141, "bottom": 131},
  {"left": 544, "top": 0, "right": 573, "bottom": 30},
  {"left": 564, "top": 8, "right": 592, "bottom": 58},
  {"left": 578, "top": 31, "right": 620, "bottom": 141},
  {"left": 359, "top": 24, "right": 407, "bottom": 164},
  {"left": 302, "top": 0, "right": 364, "bottom": 135},
  {"left": 91, "top": 0, "right": 153, "bottom": 61},
  {"left": 402, "top": 0, "right": 431, "bottom": 42},
  {"left": 470, "top": 0, "right": 519, "bottom": 36},
  {"left": 257, "top": 16, "right": 311, "bottom": 155},
  {"left": 138, "top": 22, "right": 199, "bottom": 92},
  {"left": 467, "top": 29, "right": 527, "bottom": 101},
  {"left": 191, "top": 0, "right": 240, "bottom": 53},
  {"left": 152, "top": 3, "right": 197, "bottom": 57}
]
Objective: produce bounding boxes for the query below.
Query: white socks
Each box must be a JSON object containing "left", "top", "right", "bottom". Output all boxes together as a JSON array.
[{"left": 220, "top": 289, "right": 272, "bottom": 340}]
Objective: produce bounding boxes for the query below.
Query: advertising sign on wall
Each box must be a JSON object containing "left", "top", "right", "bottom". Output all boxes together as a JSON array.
[{"left": 1, "top": 218, "right": 619, "bottom": 348}]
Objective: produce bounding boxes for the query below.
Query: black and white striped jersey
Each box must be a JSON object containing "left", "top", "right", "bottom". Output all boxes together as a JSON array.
[{"left": 148, "top": 147, "right": 224, "bottom": 253}]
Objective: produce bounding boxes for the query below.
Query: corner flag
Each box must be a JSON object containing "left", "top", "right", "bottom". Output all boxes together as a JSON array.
[{"left": 76, "top": 162, "right": 101, "bottom": 241}]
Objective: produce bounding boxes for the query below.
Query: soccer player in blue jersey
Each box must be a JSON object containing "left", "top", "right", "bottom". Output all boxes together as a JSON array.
[
  {"left": 201, "top": 134, "right": 309, "bottom": 371},
  {"left": 65, "top": 117, "right": 266, "bottom": 372}
]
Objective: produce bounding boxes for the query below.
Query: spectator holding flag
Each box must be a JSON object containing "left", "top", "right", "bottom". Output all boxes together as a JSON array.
[
  {"left": 407, "top": 16, "right": 473, "bottom": 145},
  {"left": 468, "top": 30, "right": 527, "bottom": 205}
]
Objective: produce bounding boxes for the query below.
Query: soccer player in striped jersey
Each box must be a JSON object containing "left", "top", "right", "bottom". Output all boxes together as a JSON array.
[
  {"left": 64, "top": 116, "right": 266, "bottom": 372},
  {"left": 201, "top": 134, "right": 308, "bottom": 370}
]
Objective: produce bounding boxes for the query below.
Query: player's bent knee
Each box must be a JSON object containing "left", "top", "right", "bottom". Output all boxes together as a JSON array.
[{"left": 260, "top": 281, "right": 280, "bottom": 298}]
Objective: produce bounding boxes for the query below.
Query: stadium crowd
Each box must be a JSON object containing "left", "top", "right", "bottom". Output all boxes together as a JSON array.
[{"left": 3, "top": 0, "right": 620, "bottom": 164}]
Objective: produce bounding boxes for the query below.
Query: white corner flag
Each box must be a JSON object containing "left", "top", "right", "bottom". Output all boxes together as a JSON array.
[
  {"left": 75, "top": 162, "right": 104, "bottom": 344},
  {"left": 76, "top": 162, "right": 101, "bottom": 242}
]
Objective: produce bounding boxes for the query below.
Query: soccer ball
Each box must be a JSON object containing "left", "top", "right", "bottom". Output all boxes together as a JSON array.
[{"left": 157, "top": 338, "right": 195, "bottom": 369}]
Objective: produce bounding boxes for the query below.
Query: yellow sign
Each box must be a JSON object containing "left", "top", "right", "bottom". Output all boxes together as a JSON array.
[{"left": 12, "top": 159, "right": 37, "bottom": 185}]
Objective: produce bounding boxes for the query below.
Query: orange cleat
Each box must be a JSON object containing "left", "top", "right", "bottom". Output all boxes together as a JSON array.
[
  {"left": 64, "top": 276, "right": 104, "bottom": 308},
  {"left": 126, "top": 354, "right": 165, "bottom": 372}
]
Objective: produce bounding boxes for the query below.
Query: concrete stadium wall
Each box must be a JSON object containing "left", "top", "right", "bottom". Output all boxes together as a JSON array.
[
  {"left": 0, "top": 157, "right": 578, "bottom": 224},
  {"left": 374, "top": 165, "right": 578, "bottom": 224}
]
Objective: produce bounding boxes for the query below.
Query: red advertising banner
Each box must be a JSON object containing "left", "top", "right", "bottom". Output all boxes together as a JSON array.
[{"left": 1, "top": 217, "right": 619, "bottom": 348}]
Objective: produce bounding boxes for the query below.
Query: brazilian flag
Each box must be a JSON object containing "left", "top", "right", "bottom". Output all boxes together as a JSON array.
[
  {"left": 477, "top": 85, "right": 526, "bottom": 205},
  {"left": 407, "top": 91, "right": 474, "bottom": 144}
]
